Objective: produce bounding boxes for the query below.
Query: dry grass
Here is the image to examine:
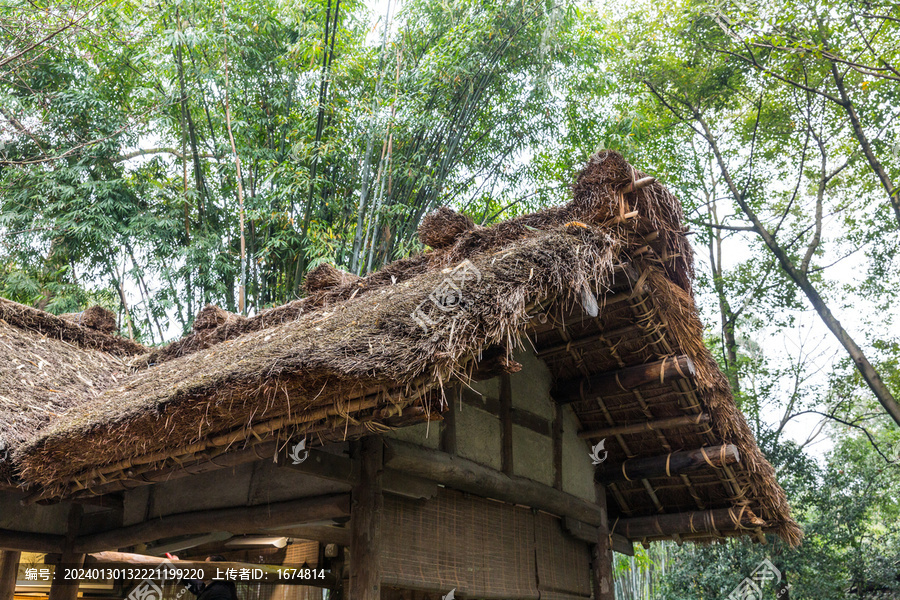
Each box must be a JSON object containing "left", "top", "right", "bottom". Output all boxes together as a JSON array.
[
  {"left": 303, "top": 263, "right": 362, "bottom": 294},
  {"left": 60, "top": 306, "right": 117, "bottom": 334},
  {"left": 1, "top": 298, "right": 145, "bottom": 356},
  {"left": 0, "top": 319, "right": 131, "bottom": 482},
  {"left": 418, "top": 206, "right": 476, "bottom": 248}
]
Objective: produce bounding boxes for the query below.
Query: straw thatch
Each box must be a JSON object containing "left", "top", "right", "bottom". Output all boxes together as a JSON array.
[
  {"left": 192, "top": 304, "right": 247, "bottom": 331},
  {"left": 0, "top": 308, "right": 134, "bottom": 482},
  {"left": 418, "top": 206, "right": 477, "bottom": 248},
  {"left": 60, "top": 306, "right": 117, "bottom": 334},
  {"left": 8, "top": 150, "right": 799, "bottom": 546},
  {"left": 1, "top": 298, "right": 146, "bottom": 356},
  {"left": 303, "top": 262, "right": 362, "bottom": 294}
]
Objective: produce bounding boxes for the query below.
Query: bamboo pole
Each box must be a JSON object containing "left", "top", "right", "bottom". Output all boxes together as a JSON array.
[
  {"left": 554, "top": 355, "right": 696, "bottom": 404},
  {"left": 621, "top": 176, "right": 656, "bottom": 194},
  {"left": 614, "top": 507, "right": 764, "bottom": 539},
  {"left": 578, "top": 413, "right": 710, "bottom": 439},
  {"left": 596, "top": 444, "right": 739, "bottom": 483}
]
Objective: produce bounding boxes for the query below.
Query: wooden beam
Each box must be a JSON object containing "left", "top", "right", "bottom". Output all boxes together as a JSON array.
[
  {"left": 350, "top": 437, "right": 383, "bottom": 600},
  {"left": 0, "top": 551, "right": 20, "bottom": 600},
  {"left": 536, "top": 324, "right": 640, "bottom": 359},
  {"left": 0, "top": 529, "right": 66, "bottom": 553},
  {"left": 281, "top": 448, "right": 437, "bottom": 499},
  {"left": 144, "top": 532, "right": 232, "bottom": 556},
  {"left": 562, "top": 517, "right": 633, "bottom": 556},
  {"left": 597, "top": 445, "right": 740, "bottom": 483},
  {"left": 264, "top": 525, "right": 351, "bottom": 546},
  {"left": 554, "top": 355, "right": 696, "bottom": 404},
  {"left": 283, "top": 448, "right": 353, "bottom": 483},
  {"left": 74, "top": 494, "right": 351, "bottom": 553},
  {"left": 383, "top": 439, "right": 603, "bottom": 526},
  {"left": 578, "top": 413, "right": 710, "bottom": 439},
  {"left": 615, "top": 507, "right": 765, "bottom": 539},
  {"left": 591, "top": 483, "right": 614, "bottom": 600},
  {"left": 459, "top": 389, "right": 551, "bottom": 436}
]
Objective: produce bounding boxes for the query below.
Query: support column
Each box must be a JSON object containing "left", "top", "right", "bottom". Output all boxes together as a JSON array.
[
  {"left": 350, "top": 436, "right": 383, "bottom": 600},
  {"left": 440, "top": 387, "right": 458, "bottom": 455},
  {"left": 0, "top": 551, "right": 21, "bottom": 600},
  {"left": 48, "top": 506, "right": 84, "bottom": 600},
  {"left": 500, "top": 374, "right": 513, "bottom": 475},
  {"left": 591, "top": 483, "right": 614, "bottom": 600}
]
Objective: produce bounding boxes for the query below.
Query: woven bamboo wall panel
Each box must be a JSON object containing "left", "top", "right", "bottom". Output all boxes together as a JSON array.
[
  {"left": 534, "top": 512, "right": 592, "bottom": 600},
  {"left": 381, "top": 489, "right": 590, "bottom": 599}
]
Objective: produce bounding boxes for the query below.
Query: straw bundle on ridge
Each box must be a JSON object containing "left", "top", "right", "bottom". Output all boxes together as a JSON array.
[{"left": 60, "top": 305, "right": 117, "bottom": 334}]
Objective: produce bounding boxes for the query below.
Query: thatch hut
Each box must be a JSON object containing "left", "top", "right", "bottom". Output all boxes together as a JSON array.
[{"left": 0, "top": 151, "right": 798, "bottom": 600}]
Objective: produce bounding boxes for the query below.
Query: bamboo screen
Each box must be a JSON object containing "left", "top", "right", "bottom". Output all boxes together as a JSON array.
[{"left": 381, "top": 488, "right": 591, "bottom": 600}]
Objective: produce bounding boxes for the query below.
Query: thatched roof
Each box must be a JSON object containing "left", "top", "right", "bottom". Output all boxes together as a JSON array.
[
  {"left": 0, "top": 298, "right": 143, "bottom": 481},
  {"left": 7, "top": 151, "right": 799, "bottom": 546}
]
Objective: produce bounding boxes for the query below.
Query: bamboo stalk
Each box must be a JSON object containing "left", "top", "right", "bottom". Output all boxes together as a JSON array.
[{"left": 578, "top": 413, "right": 709, "bottom": 439}]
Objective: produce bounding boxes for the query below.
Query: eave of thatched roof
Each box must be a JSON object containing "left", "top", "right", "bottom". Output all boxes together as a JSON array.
[
  {"left": 9, "top": 151, "right": 800, "bottom": 547},
  {"left": 0, "top": 299, "right": 139, "bottom": 481}
]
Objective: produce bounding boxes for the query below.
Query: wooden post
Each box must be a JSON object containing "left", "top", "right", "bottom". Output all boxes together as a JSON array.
[
  {"left": 440, "top": 387, "right": 458, "bottom": 455},
  {"left": 500, "top": 374, "right": 513, "bottom": 475},
  {"left": 552, "top": 404, "right": 563, "bottom": 490},
  {"left": 350, "top": 436, "right": 383, "bottom": 600},
  {"left": 0, "top": 551, "right": 21, "bottom": 600},
  {"left": 591, "top": 483, "right": 614, "bottom": 600},
  {"left": 48, "top": 506, "right": 84, "bottom": 600},
  {"left": 330, "top": 546, "right": 346, "bottom": 600}
]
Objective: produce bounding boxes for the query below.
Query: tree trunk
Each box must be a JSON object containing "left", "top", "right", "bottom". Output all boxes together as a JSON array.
[
  {"left": 695, "top": 112, "right": 900, "bottom": 429},
  {"left": 830, "top": 63, "right": 900, "bottom": 229}
]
